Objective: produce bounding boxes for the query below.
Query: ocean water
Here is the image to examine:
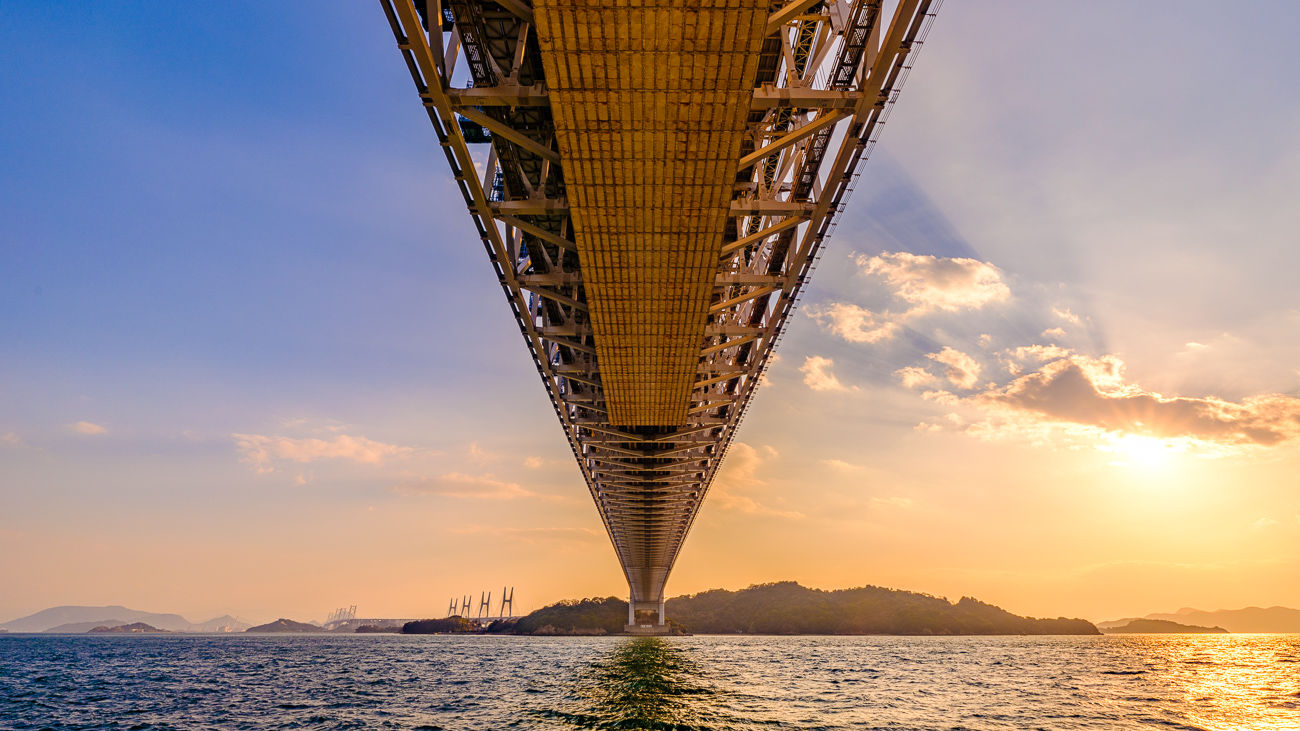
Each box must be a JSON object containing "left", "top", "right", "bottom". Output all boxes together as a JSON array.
[{"left": 1, "top": 634, "right": 1298, "bottom": 730}]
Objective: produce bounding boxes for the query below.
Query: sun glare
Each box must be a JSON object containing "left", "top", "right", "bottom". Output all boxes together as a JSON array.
[{"left": 1114, "top": 435, "right": 1176, "bottom": 467}]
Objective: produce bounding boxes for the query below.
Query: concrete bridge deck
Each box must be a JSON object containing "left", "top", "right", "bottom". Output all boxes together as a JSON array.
[{"left": 381, "top": 0, "right": 938, "bottom": 615}]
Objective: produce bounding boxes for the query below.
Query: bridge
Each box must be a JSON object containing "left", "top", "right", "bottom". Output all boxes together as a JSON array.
[{"left": 380, "top": 0, "right": 937, "bottom": 631}]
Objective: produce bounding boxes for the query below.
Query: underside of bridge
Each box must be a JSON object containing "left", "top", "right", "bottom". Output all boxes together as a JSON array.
[{"left": 382, "top": 0, "right": 937, "bottom": 619}]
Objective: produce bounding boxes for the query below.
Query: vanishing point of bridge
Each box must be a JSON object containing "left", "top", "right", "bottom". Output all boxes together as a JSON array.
[{"left": 381, "top": 0, "right": 937, "bottom": 631}]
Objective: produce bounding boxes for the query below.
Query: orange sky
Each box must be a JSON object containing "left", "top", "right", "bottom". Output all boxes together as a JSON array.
[{"left": 2, "top": 2, "right": 1298, "bottom": 626}]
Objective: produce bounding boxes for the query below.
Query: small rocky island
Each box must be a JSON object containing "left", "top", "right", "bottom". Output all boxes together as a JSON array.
[
  {"left": 1101, "top": 619, "right": 1228, "bottom": 634},
  {"left": 88, "top": 622, "right": 167, "bottom": 633},
  {"left": 244, "top": 618, "right": 327, "bottom": 633}
]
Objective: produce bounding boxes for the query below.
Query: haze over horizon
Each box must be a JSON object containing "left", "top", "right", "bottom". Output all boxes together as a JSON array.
[{"left": 3, "top": 1, "right": 1298, "bottom": 626}]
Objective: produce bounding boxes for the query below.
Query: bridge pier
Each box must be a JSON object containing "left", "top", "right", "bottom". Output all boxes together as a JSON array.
[{"left": 624, "top": 598, "right": 670, "bottom": 635}]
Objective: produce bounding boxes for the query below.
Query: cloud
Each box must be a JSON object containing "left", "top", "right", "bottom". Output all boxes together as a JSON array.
[
  {"left": 856, "top": 251, "right": 1010, "bottom": 314},
  {"left": 492, "top": 527, "right": 602, "bottom": 544},
  {"left": 393, "top": 472, "right": 541, "bottom": 500},
  {"left": 871, "top": 496, "right": 914, "bottom": 509},
  {"left": 1251, "top": 518, "right": 1278, "bottom": 530},
  {"left": 1007, "top": 344, "right": 1073, "bottom": 362},
  {"left": 70, "top": 421, "right": 107, "bottom": 435},
  {"left": 999, "top": 344, "right": 1076, "bottom": 376},
  {"left": 759, "top": 352, "right": 781, "bottom": 389},
  {"left": 1051, "top": 307, "right": 1081, "bottom": 324},
  {"left": 804, "top": 303, "right": 899, "bottom": 343},
  {"left": 711, "top": 443, "right": 803, "bottom": 518},
  {"left": 234, "top": 433, "right": 412, "bottom": 472},
  {"left": 896, "top": 366, "right": 938, "bottom": 389},
  {"left": 926, "top": 347, "right": 981, "bottom": 389},
  {"left": 452, "top": 524, "right": 603, "bottom": 545},
  {"left": 965, "top": 354, "right": 1300, "bottom": 448},
  {"left": 809, "top": 252, "right": 1010, "bottom": 345},
  {"left": 1, "top": 432, "right": 29, "bottom": 448},
  {"left": 1042, "top": 327, "right": 1067, "bottom": 338},
  {"left": 523, "top": 456, "right": 544, "bottom": 468},
  {"left": 800, "top": 355, "right": 846, "bottom": 391},
  {"left": 716, "top": 443, "right": 776, "bottom": 488},
  {"left": 467, "top": 442, "right": 500, "bottom": 464}
]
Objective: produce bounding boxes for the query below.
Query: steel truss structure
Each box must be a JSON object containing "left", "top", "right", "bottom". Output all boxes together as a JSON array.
[{"left": 381, "top": 0, "right": 938, "bottom": 615}]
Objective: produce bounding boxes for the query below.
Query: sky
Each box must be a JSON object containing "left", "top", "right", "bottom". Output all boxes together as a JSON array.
[{"left": 2, "top": 1, "right": 1298, "bottom": 626}]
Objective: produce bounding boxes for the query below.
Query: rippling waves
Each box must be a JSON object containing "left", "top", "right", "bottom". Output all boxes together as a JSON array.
[{"left": 2, "top": 634, "right": 1297, "bottom": 730}]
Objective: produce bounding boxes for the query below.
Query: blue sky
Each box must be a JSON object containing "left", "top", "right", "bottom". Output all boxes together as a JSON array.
[{"left": 3, "top": 1, "right": 1298, "bottom": 625}]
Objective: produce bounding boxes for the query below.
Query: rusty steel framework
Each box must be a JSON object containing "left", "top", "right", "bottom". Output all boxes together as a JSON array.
[{"left": 381, "top": 0, "right": 938, "bottom": 619}]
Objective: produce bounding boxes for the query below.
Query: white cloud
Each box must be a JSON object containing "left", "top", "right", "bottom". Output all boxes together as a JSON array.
[
  {"left": 856, "top": 251, "right": 1010, "bottom": 314},
  {"left": 800, "top": 355, "right": 847, "bottom": 391},
  {"left": 1251, "top": 518, "right": 1279, "bottom": 530},
  {"left": 805, "top": 302, "right": 899, "bottom": 343},
  {"left": 926, "top": 347, "right": 981, "bottom": 389},
  {"left": 1042, "top": 327, "right": 1067, "bottom": 338},
  {"left": 393, "top": 472, "right": 540, "bottom": 500},
  {"left": 896, "top": 365, "right": 938, "bottom": 388},
  {"left": 70, "top": 421, "right": 107, "bottom": 435},
  {"left": 1007, "top": 344, "right": 1073, "bottom": 362},
  {"left": 234, "top": 433, "right": 412, "bottom": 472},
  {"left": 810, "top": 252, "right": 1010, "bottom": 346},
  {"left": 523, "top": 456, "right": 544, "bottom": 468},
  {"left": 1051, "top": 307, "right": 1081, "bottom": 324}
]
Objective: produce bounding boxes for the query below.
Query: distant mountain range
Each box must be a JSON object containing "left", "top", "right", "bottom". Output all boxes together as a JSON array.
[
  {"left": 0, "top": 606, "right": 250, "bottom": 633},
  {"left": 1098, "top": 606, "right": 1300, "bottom": 634}
]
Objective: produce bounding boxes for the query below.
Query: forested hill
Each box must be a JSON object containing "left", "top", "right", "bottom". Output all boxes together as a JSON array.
[
  {"left": 512, "top": 582, "right": 1098, "bottom": 635},
  {"left": 667, "top": 582, "right": 1097, "bottom": 635}
]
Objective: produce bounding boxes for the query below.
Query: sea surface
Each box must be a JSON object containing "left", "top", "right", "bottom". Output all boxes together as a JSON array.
[{"left": 2, "top": 634, "right": 1298, "bottom": 730}]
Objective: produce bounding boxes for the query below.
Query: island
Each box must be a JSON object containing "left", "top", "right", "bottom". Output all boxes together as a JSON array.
[
  {"left": 1100, "top": 619, "right": 1228, "bottom": 634},
  {"left": 402, "top": 581, "right": 1099, "bottom": 636},
  {"left": 354, "top": 624, "right": 402, "bottom": 633},
  {"left": 88, "top": 622, "right": 167, "bottom": 633},
  {"left": 244, "top": 618, "right": 327, "bottom": 633}
]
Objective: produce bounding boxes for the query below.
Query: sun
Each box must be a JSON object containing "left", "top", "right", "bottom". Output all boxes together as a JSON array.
[{"left": 1115, "top": 435, "right": 1176, "bottom": 467}]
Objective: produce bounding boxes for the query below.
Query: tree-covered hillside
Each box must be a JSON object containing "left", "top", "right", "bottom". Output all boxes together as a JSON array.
[
  {"left": 513, "top": 597, "right": 628, "bottom": 635},
  {"left": 508, "top": 582, "right": 1098, "bottom": 635},
  {"left": 664, "top": 582, "right": 1097, "bottom": 635}
]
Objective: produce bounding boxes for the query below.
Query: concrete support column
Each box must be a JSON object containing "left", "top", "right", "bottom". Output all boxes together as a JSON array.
[{"left": 625, "top": 598, "right": 670, "bottom": 635}]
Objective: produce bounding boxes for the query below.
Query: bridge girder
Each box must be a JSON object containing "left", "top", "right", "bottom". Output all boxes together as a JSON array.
[{"left": 382, "top": 0, "right": 938, "bottom": 607}]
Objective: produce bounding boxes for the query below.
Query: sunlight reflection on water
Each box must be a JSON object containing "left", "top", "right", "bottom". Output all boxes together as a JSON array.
[
  {"left": 530, "top": 634, "right": 1300, "bottom": 731},
  {"left": 2, "top": 633, "right": 1298, "bottom": 730}
]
